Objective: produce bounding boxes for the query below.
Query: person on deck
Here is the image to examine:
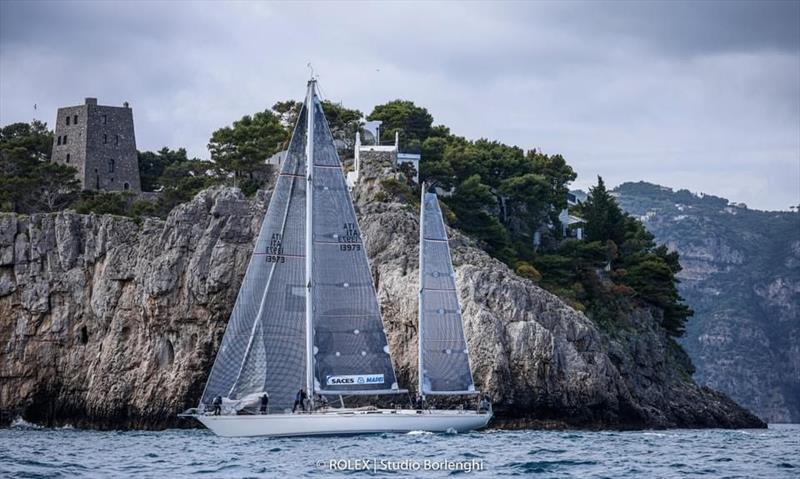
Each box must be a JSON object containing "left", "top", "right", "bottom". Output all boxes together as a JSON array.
[
  {"left": 293, "top": 389, "right": 307, "bottom": 413},
  {"left": 260, "top": 393, "right": 269, "bottom": 414},
  {"left": 212, "top": 395, "right": 222, "bottom": 416},
  {"left": 478, "top": 394, "right": 492, "bottom": 413},
  {"left": 317, "top": 394, "right": 329, "bottom": 410}
]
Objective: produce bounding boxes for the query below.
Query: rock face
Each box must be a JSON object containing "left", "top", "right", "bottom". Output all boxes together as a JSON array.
[
  {"left": 0, "top": 173, "right": 764, "bottom": 430},
  {"left": 614, "top": 181, "right": 800, "bottom": 423}
]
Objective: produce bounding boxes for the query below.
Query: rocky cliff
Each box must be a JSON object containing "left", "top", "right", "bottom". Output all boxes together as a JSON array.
[
  {"left": 614, "top": 182, "right": 800, "bottom": 423},
  {"left": 0, "top": 170, "right": 764, "bottom": 430}
]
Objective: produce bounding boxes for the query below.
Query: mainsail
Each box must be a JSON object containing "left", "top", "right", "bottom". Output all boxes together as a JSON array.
[
  {"left": 418, "top": 190, "right": 476, "bottom": 395},
  {"left": 200, "top": 105, "right": 308, "bottom": 413},
  {"left": 311, "top": 98, "right": 402, "bottom": 395}
]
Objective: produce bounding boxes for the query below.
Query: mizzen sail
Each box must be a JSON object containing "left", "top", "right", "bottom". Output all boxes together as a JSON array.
[{"left": 418, "top": 191, "right": 476, "bottom": 395}]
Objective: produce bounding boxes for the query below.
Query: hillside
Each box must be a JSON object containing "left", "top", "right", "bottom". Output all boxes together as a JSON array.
[
  {"left": 613, "top": 181, "right": 800, "bottom": 423},
  {"left": 0, "top": 164, "right": 764, "bottom": 430}
]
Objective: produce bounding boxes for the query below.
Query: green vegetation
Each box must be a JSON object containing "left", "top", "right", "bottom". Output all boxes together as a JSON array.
[
  {"left": 366, "top": 100, "right": 692, "bottom": 337},
  {"left": 208, "top": 110, "right": 287, "bottom": 196},
  {"left": 0, "top": 99, "right": 694, "bottom": 338},
  {"left": 367, "top": 100, "right": 448, "bottom": 150},
  {"left": 534, "top": 177, "right": 692, "bottom": 336},
  {"left": 0, "top": 121, "right": 80, "bottom": 214}
]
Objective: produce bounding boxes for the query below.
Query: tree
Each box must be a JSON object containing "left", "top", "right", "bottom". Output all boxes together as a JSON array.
[
  {"left": 448, "top": 175, "right": 513, "bottom": 262},
  {"left": 320, "top": 100, "right": 363, "bottom": 152},
  {"left": 0, "top": 121, "right": 80, "bottom": 213},
  {"left": 530, "top": 151, "right": 577, "bottom": 215},
  {"left": 580, "top": 176, "right": 626, "bottom": 245},
  {"left": 208, "top": 110, "right": 288, "bottom": 193},
  {"left": 34, "top": 161, "right": 81, "bottom": 212},
  {"left": 367, "top": 100, "right": 434, "bottom": 148},
  {"left": 138, "top": 147, "right": 194, "bottom": 192},
  {"left": 272, "top": 100, "right": 302, "bottom": 129}
]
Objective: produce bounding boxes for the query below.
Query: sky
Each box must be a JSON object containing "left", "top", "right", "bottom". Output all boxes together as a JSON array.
[{"left": 1, "top": 1, "right": 798, "bottom": 210}]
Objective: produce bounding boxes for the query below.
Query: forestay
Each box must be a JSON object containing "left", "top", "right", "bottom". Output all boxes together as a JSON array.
[
  {"left": 418, "top": 191, "right": 476, "bottom": 395},
  {"left": 200, "top": 105, "right": 309, "bottom": 413},
  {"left": 310, "top": 98, "right": 402, "bottom": 395}
]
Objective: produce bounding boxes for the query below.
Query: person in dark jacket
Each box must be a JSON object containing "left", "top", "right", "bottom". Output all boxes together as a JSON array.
[
  {"left": 260, "top": 393, "right": 269, "bottom": 414},
  {"left": 292, "top": 389, "right": 307, "bottom": 413},
  {"left": 212, "top": 395, "right": 222, "bottom": 416}
]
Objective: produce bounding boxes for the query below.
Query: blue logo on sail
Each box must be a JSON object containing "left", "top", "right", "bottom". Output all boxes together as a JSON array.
[{"left": 326, "top": 374, "right": 384, "bottom": 386}]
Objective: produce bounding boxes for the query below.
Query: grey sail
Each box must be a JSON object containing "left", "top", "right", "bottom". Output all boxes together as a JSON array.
[
  {"left": 419, "top": 191, "right": 476, "bottom": 395},
  {"left": 200, "top": 105, "right": 308, "bottom": 413},
  {"left": 310, "top": 97, "right": 403, "bottom": 395}
]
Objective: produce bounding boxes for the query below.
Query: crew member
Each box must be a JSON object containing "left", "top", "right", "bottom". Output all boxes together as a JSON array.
[
  {"left": 212, "top": 395, "right": 222, "bottom": 416},
  {"left": 293, "top": 389, "right": 307, "bottom": 413},
  {"left": 260, "top": 393, "right": 269, "bottom": 414}
]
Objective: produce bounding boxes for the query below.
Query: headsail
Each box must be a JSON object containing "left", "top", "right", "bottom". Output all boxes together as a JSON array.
[
  {"left": 200, "top": 105, "right": 308, "bottom": 413},
  {"left": 310, "top": 97, "right": 403, "bottom": 395},
  {"left": 418, "top": 190, "right": 476, "bottom": 395}
]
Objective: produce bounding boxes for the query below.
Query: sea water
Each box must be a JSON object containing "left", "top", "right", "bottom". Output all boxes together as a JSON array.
[{"left": 0, "top": 421, "right": 797, "bottom": 478}]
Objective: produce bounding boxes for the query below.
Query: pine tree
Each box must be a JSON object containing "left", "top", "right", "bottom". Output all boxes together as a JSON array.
[{"left": 581, "top": 176, "right": 626, "bottom": 245}]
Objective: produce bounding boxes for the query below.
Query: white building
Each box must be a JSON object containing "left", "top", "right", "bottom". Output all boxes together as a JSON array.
[
  {"left": 533, "top": 192, "right": 585, "bottom": 248},
  {"left": 346, "top": 128, "right": 421, "bottom": 189}
]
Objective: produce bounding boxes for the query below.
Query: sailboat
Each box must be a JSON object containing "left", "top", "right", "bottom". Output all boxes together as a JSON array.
[{"left": 182, "top": 80, "right": 491, "bottom": 437}]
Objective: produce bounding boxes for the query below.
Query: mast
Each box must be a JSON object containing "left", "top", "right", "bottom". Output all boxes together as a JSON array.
[
  {"left": 418, "top": 182, "right": 426, "bottom": 401},
  {"left": 305, "top": 79, "right": 316, "bottom": 409}
]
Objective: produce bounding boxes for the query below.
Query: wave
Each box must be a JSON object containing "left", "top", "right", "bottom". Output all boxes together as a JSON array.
[{"left": 10, "top": 417, "right": 43, "bottom": 429}]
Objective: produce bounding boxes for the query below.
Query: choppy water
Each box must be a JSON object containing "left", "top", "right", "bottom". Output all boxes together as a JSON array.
[{"left": 0, "top": 420, "right": 797, "bottom": 478}]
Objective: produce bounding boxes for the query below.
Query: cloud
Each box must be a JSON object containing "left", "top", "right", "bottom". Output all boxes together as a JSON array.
[{"left": 1, "top": 0, "right": 798, "bottom": 210}]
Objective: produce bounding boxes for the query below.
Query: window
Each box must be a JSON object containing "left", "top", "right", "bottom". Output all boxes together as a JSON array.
[
  {"left": 103, "top": 134, "right": 107, "bottom": 144},
  {"left": 57, "top": 136, "right": 61, "bottom": 146},
  {"left": 73, "top": 115, "right": 78, "bottom": 124},
  {"left": 108, "top": 158, "right": 115, "bottom": 173},
  {"left": 123, "top": 182, "right": 130, "bottom": 191},
  {"left": 115, "top": 135, "right": 119, "bottom": 145},
  {"left": 102, "top": 115, "right": 107, "bottom": 125},
  {"left": 66, "top": 116, "right": 70, "bottom": 126},
  {"left": 66, "top": 153, "right": 70, "bottom": 163},
  {"left": 63, "top": 135, "right": 67, "bottom": 144}
]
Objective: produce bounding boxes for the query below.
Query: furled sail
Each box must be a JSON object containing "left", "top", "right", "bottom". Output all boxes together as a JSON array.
[
  {"left": 418, "top": 190, "right": 476, "bottom": 395},
  {"left": 200, "top": 105, "right": 308, "bottom": 413},
  {"left": 310, "top": 98, "right": 403, "bottom": 395}
]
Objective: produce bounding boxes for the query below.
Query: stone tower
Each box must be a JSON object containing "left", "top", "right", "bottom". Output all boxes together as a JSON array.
[{"left": 51, "top": 98, "right": 141, "bottom": 192}]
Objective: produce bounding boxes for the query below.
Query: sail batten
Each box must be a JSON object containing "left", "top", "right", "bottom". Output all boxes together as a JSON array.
[{"left": 419, "top": 191, "right": 477, "bottom": 396}]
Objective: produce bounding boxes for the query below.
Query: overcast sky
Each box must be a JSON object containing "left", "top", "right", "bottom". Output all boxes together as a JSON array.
[{"left": 1, "top": 1, "right": 798, "bottom": 210}]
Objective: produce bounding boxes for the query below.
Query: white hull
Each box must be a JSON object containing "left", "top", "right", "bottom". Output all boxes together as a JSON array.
[{"left": 193, "top": 409, "right": 491, "bottom": 438}]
